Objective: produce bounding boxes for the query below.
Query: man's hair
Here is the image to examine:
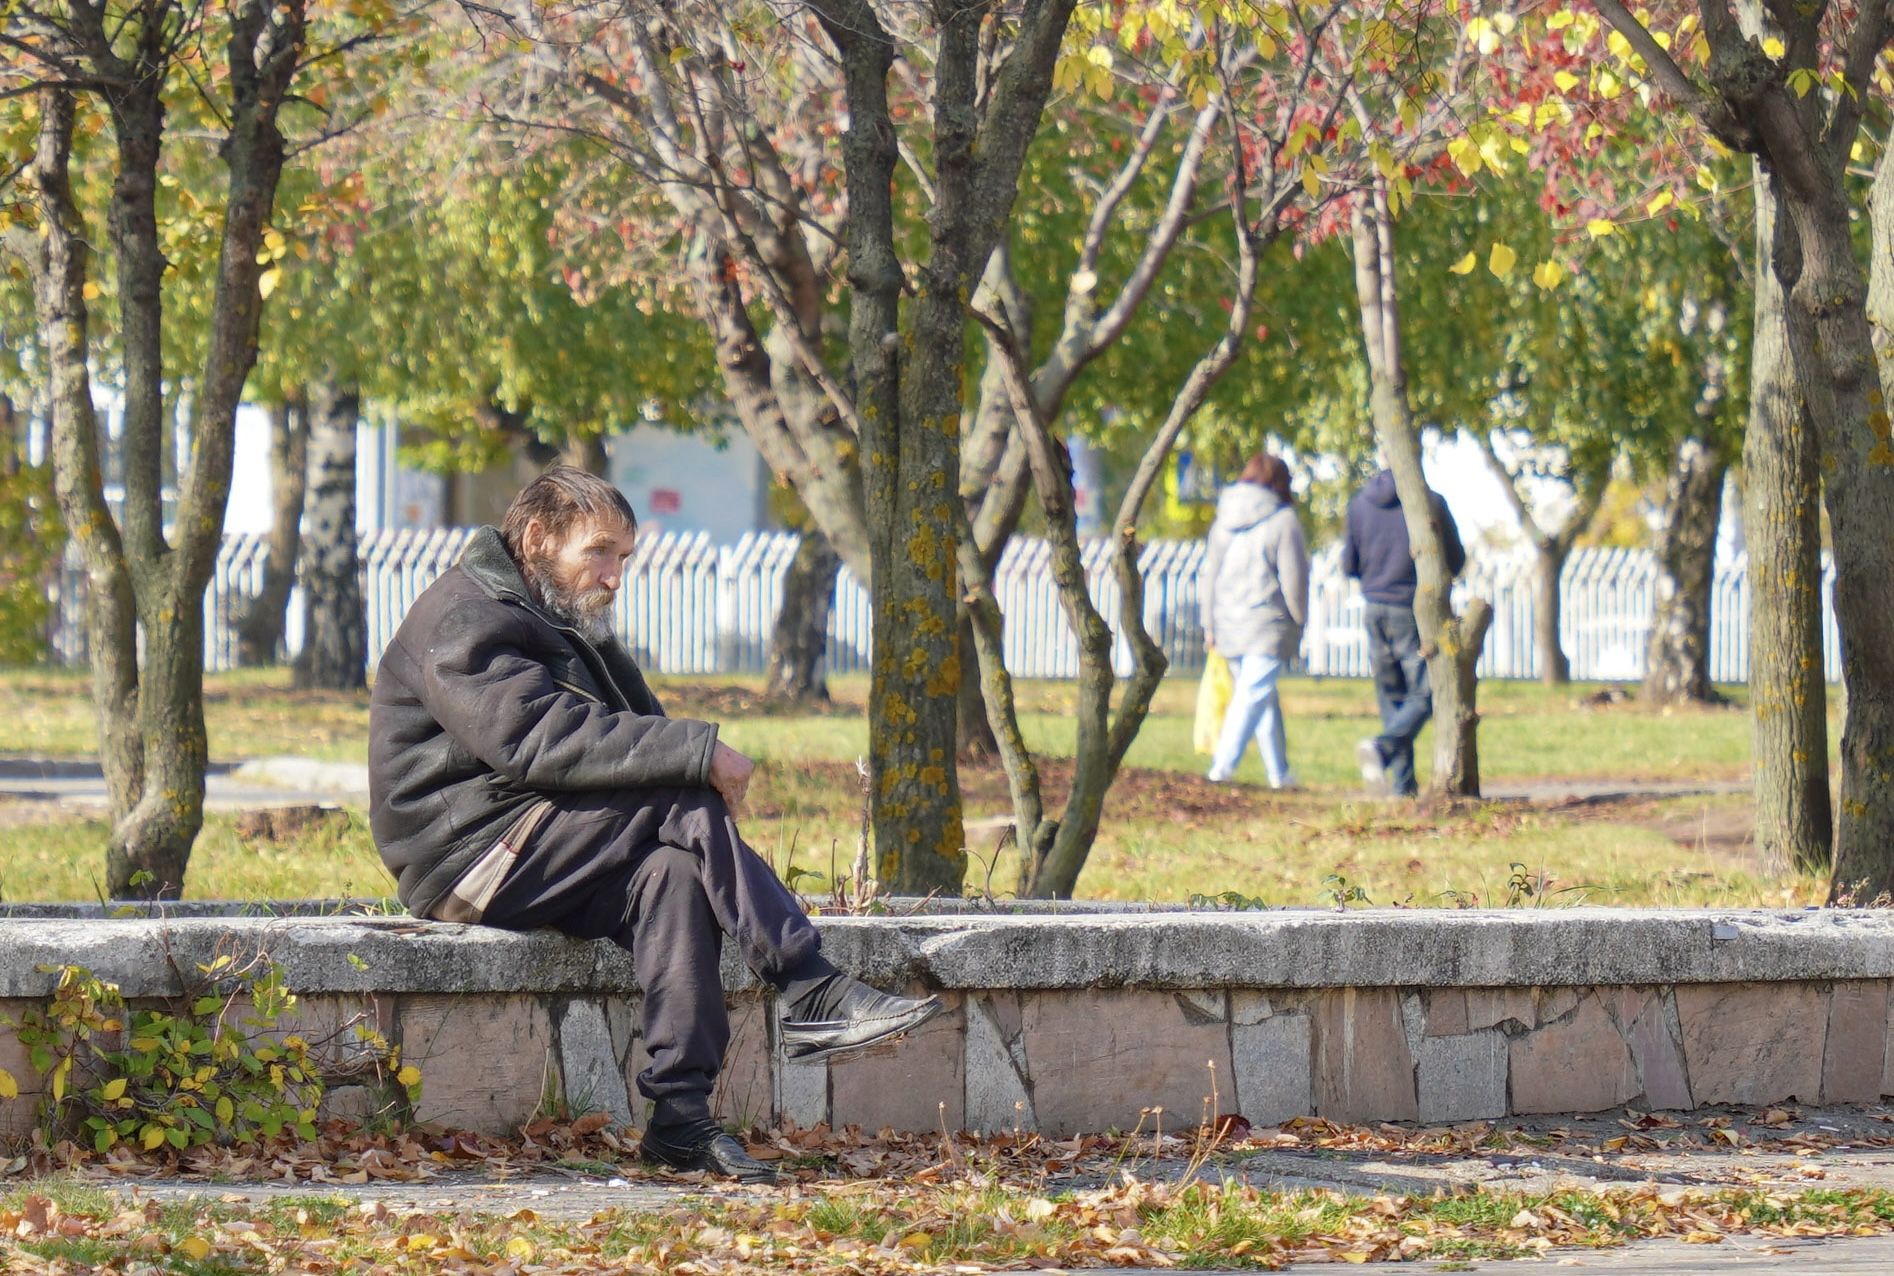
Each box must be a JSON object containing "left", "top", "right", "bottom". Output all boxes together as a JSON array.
[
  {"left": 1239, "top": 452, "right": 1294, "bottom": 504},
  {"left": 500, "top": 465, "right": 638, "bottom": 562}
]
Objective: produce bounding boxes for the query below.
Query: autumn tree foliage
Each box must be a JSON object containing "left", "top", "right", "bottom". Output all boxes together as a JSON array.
[
  {"left": 0, "top": 0, "right": 398, "bottom": 896},
  {"left": 1493, "top": 0, "right": 1879, "bottom": 888}
]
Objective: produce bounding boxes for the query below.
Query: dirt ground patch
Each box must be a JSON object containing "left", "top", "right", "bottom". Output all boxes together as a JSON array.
[
  {"left": 1545, "top": 792, "right": 1761, "bottom": 865},
  {"left": 664, "top": 683, "right": 865, "bottom": 719},
  {"left": 749, "top": 758, "right": 1272, "bottom": 824}
]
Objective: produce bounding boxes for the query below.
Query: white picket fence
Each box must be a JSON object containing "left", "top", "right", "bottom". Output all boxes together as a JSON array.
[{"left": 51, "top": 530, "right": 1844, "bottom": 683}]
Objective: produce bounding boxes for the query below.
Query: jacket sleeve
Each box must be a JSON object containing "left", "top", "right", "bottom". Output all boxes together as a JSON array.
[
  {"left": 1435, "top": 493, "right": 1468, "bottom": 578},
  {"left": 419, "top": 606, "right": 718, "bottom": 792},
  {"left": 1340, "top": 502, "right": 1360, "bottom": 580},
  {"left": 1279, "top": 516, "right": 1311, "bottom": 628},
  {"left": 1199, "top": 528, "right": 1225, "bottom": 647}
]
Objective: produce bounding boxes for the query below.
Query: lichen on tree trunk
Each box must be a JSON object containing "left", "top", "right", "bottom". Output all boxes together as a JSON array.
[{"left": 1747, "top": 172, "right": 1831, "bottom": 875}]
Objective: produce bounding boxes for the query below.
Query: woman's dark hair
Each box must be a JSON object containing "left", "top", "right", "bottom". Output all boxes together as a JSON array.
[
  {"left": 500, "top": 464, "right": 637, "bottom": 562},
  {"left": 1239, "top": 453, "right": 1293, "bottom": 504}
]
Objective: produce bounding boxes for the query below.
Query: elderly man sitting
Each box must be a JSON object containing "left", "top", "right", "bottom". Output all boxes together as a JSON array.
[{"left": 368, "top": 465, "right": 939, "bottom": 1182}]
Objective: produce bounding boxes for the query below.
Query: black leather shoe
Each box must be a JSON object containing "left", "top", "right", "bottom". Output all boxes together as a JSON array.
[
  {"left": 639, "top": 1117, "right": 780, "bottom": 1184},
  {"left": 780, "top": 979, "right": 944, "bottom": 1063}
]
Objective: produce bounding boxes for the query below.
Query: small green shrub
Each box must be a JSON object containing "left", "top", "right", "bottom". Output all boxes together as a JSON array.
[{"left": 3, "top": 950, "right": 416, "bottom": 1153}]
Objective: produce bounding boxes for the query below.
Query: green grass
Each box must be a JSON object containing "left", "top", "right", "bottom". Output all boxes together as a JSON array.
[{"left": 0, "top": 665, "right": 1822, "bottom": 907}]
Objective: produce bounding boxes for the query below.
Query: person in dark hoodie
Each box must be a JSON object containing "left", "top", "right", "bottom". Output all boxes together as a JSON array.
[
  {"left": 1339, "top": 465, "right": 1466, "bottom": 797},
  {"left": 1201, "top": 454, "right": 1310, "bottom": 788},
  {"left": 369, "top": 466, "right": 940, "bottom": 1184}
]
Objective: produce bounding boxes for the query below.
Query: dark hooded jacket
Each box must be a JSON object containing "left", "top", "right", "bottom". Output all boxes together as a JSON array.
[
  {"left": 1340, "top": 469, "right": 1467, "bottom": 606},
  {"left": 369, "top": 527, "right": 719, "bottom": 917}
]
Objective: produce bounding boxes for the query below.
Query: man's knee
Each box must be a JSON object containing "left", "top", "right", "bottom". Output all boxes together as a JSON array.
[{"left": 634, "top": 844, "right": 703, "bottom": 895}]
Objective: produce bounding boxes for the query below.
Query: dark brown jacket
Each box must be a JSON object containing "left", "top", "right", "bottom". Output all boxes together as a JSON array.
[{"left": 369, "top": 527, "right": 719, "bottom": 916}]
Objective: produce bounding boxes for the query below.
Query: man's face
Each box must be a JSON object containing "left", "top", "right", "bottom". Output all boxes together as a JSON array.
[{"left": 522, "top": 514, "right": 637, "bottom": 640}]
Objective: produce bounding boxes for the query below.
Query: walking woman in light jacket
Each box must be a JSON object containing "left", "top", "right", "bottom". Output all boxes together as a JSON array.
[{"left": 1201, "top": 453, "right": 1311, "bottom": 788}]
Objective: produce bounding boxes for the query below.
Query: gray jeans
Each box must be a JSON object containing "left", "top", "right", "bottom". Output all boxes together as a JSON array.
[{"left": 1364, "top": 602, "right": 1431, "bottom": 796}]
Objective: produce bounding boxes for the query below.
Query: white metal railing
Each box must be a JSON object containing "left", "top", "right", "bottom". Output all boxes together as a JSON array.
[{"left": 50, "top": 531, "right": 1844, "bottom": 684}]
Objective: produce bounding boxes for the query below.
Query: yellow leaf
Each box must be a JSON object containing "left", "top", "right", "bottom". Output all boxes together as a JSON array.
[
  {"left": 396, "top": 1065, "right": 422, "bottom": 1087},
  {"left": 178, "top": 1236, "right": 211, "bottom": 1260},
  {"left": 142, "top": 1123, "right": 167, "bottom": 1151},
  {"left": 1553, "top": 70, "right": 1580, "bottom": 93},
  {"left": 216, "top": 1096, "right": 234, "bottom": 1123},
  {"left": 1547, "top": 8, "right": 1574, "bottom": 28},
  {"left": 1586, "top": 218, "right": 1616, "bottom": 238},
  {"left": 0, "top": 1068, "right": 17, "bottom": 1100},
  {"left": 100, "top": 1078, "right": 126, "bottom": 1101},
  {"left": 505, "top": 1237, "right": 537, "bottom": 1261},
  {"left": 1446, "top": 135, "right": 1482, "bottom": 176},
  {"left": 81, "top": 281, "right": 102, "bottom": 301},
  {"left": 1647, "top": 190, "right": 1674, "bottom": 215},
  {"left": 899, "top": 1233, "right": 933, "bottom": 1250},
  {"left": 1762, "top": 36, "right": 1784, "bottom": 58},
  {"left": 1450, "top": 251, "right": 1477, "bottom": 275},
  {"left": 1532, "top": 259, "right": 1566, "bottom": 290},
  {"left": 258, "top": 268, "right": 281, "bottom": 301},
  {"left": 1488, "top": 242, "right": 1518, "bottom": 278},
  {"left": 1301, "top": 164, "right": 1320, "bottom": 198},
  {"left": 1339, "top": 1254, "right": 1371, "bottom": 1265}
]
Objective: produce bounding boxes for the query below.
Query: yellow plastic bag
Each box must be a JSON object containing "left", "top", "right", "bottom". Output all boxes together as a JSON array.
[{"left": 1193, "top": 651, "right": 1233, "bottom": 755}]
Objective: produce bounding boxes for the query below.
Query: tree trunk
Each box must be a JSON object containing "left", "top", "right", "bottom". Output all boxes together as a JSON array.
[
  {"left": 956, "top": 611, "right": 1001, "bottom": 762},
  {"left": 1532, "top": 541, "right": 1572, "bottom": 686},
  {"left": 763, "top": 528, "right": 839, "bottom": 704},
  {"left": 561, "top": 431, "right": 608, "bottom": 475},
  {"left": 1, "top": 394, "right": 19, "bottom": 475},
  {"left": 1641, "top": 437, "right": 1727, "bottom": 706},
  {"left": 1350, "top": 196, "right": 1491, "bottom": 797},
  {"left": 1783, "top": 194, "right": 1894, "bottom": 901},
  {"left": 294, "top": 383, "right": 365, "bottom": 691},
  {"left": 235, "top": 394, "right": 308, "bottom": 666},
  {"left": 1749, "top": 170, "right": 1832, "bottom": 875}
]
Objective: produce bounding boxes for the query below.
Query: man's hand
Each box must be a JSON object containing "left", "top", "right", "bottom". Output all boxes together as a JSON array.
[{"left": 709, "top": 741, "right": 755, "bottom": 813}]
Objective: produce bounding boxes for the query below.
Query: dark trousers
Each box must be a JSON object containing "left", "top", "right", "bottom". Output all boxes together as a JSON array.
[
  {"left": 1364, "top": 602, "right": 1431, "bottom": 796},
  {"left": 479, "top": 788, "right": 823, "bottom": 1107}
]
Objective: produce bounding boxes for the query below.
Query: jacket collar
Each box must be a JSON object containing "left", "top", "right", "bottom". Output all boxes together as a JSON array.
[
  {"left": 459, "top": 526, "right": 590, "bottom": 638},
  {"left": 459, "top": 526, "right": 534, "bottom": 604},
  {"left": 457, "top": 525, "right": 645, "bottom": 711}
]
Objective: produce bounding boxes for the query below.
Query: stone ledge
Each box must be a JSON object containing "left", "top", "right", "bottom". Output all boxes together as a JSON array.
[{"left": 0, "top": 907, "right": 1888, "bottom": 999}]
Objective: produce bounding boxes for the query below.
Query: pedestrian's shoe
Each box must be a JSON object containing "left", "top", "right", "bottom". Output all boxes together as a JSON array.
[
  {"left": 780, "top": 977, "right": 944, "bottom": 1063},
  {"left": 1269, "top": 771, "right": 1302, "bottom": 792},
  {"left": 639, "top": 1115, "right": 781, "bottom": 1184},
  {"left": 1355, "top": 738, "right": 1389, "bottom": 792}
]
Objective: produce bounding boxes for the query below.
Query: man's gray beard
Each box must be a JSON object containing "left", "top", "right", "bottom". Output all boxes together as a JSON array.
[{"left": 523, "top": 558, "right": 616, "bottom": 644}]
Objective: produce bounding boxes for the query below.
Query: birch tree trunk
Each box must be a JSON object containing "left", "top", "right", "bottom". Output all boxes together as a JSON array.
[
  {"left": 1642, "top": 437, "right": 1727, "bottom": 706},
  {"left": 236, "top": 394, "right": 308, "bottom": 666},
  {"left": 1350, "top": 195, "right": 1491, "bottom": 797},
  {"left": 1749, "top": 171, "right": 1832, "bottom": 874},
  {"left": 293, "top": 383, "right": 365, "bottom": 691}
]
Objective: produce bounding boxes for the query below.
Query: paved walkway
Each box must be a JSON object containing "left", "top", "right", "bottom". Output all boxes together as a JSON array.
[
  {"left": 85, "top": 1106, "right": 1894, "bottom": 1272},
  {"left": 0, "top": 756, "right": 368, "bottom": 810},
  {"left": 0, "top": 754, "right": 1745, "bottom": 814}
]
